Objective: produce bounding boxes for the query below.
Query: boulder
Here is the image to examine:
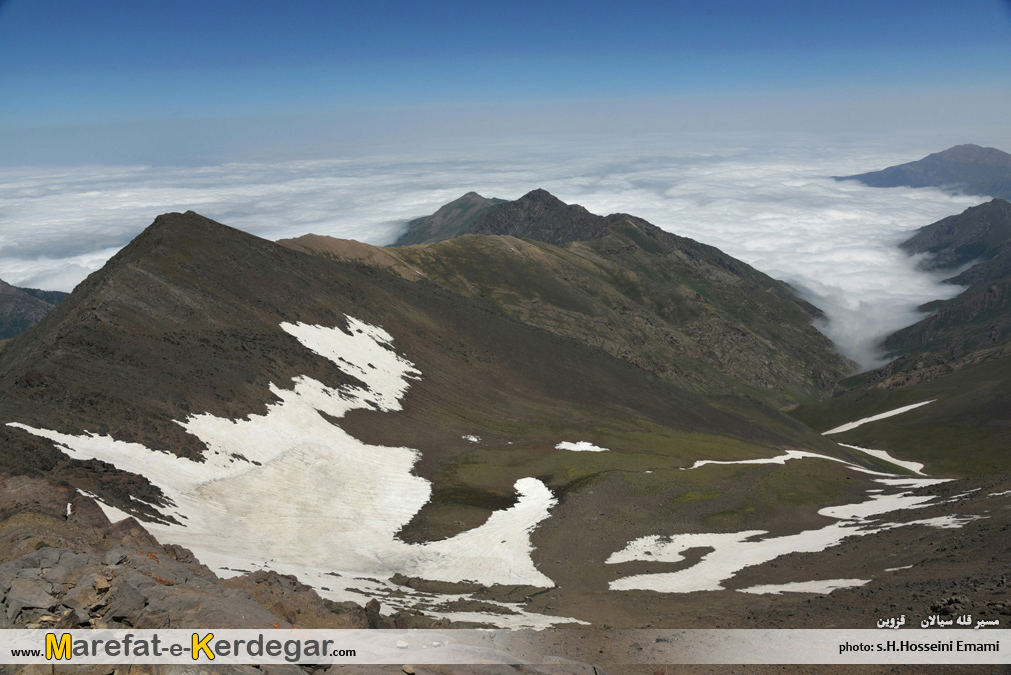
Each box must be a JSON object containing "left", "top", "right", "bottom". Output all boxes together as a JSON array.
[
  {"left": 103, "top": 580, "right": 147, "bottom": 625},
  {"left": 5, "top": 577, "right": 57, "bottom": 621}
]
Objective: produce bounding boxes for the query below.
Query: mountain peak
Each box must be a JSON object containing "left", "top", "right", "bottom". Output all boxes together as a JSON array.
[
  {"left": 516, "top": 188, "right": 564, "bottom": 204},
  {"left": 393, "top": 192, "right": 507, "bottom": 246},
  {"left": 146, "top": 210, "right": 243, "bottom": 238},
  {"left": 933, "top": 144, "right": 1011, "bottom": 166},
  {"left": 838, "top": 144, "right": 1011, "bottom": 199},
  {"left": 394, "top": 188, "right": 605, "bottom": 247},
  {"left": 468, "top": 190, "right": 605, "bottom": 245}
]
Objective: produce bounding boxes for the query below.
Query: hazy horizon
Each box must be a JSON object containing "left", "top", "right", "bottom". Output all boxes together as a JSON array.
[
  {"left": 0, "top": 134, "right": 990, "bottom": 370},
  {"left": 2, "top": 0, "right": 1010, "bottom": 370}
]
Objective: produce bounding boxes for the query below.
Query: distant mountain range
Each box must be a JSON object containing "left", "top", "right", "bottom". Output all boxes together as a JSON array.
[
  {"left": 837, "top": 144, "right": 1011, "bottom": 199},
  {"left": 0, "top": 278, "right": 68, "bottom": 340}
]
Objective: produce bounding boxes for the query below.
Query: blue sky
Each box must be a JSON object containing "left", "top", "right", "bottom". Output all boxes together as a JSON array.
[
  {"left": 2, "top": 1, "right": 1010, "bottom": 365},
  {"left": 2, "top": 0, "right": 1010, "bottom": 164}
]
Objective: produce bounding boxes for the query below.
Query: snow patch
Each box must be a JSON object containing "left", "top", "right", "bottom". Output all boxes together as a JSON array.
[
  {"left": 607, "top": 486, "right": 971, "bottom": 594},
  {"left": 837, "top": 443, "right": 925, "bottom": 475},
  {"left": 874, "top": 477, "right": 953, "bottom": 488},
  {"left": 738, "top": 579, "right": 869, "bottom": 595},
  {"left": 681, "top": 448, "right": 895, "bottom": 476},
  {"left": 462, "top": 435, "right": 481, "bottom": 443},
  {"left": 555, "top": 441, "right": 609, "bottom": 452},
  {"left": 822, "top": 401, "right": 935, "bottom": 435}
]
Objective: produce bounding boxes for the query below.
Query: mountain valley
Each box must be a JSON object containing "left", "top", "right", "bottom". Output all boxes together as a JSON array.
[{"left": 789, "top": 197, "right": 1011, "bottom": 477}]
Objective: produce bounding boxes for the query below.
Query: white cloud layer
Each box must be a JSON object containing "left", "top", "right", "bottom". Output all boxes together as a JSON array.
[{"left": 0, "top": 133, "right": 986, "bottom": 369}]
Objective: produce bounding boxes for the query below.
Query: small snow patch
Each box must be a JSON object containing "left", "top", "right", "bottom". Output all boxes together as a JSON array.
[
  {"left": 874, "top": 477, "right": 953, "bottom": 488},
  {"left": 462, "top": 435, "right": 481, "bottom": 443},
  {"left": 837, "top": 443, "right": 925, "bottom": 475},
  {"left": 738, "top": 579, "right": 869, "bottom": 595},
  {"left": 680, "top": 449, "right": 890, "bottom": 475},
  {"left": 555, "top": 441, "right": 609, "bottom": 452},
  {"left": 607, "top": 486, "right": 970, "bottom": 593}
]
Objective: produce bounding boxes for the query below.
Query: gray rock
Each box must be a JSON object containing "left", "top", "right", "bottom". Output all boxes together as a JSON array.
[
  {"left": 137, "top": 584, "right": 286, "bottom": 629},
  {"left": 41, "top": 551, "right": 88, "bottom": 587},
  {"left": 0, "top": 565, "right": 21, "bottom": 593},
  {"left": 68, "top": 605, "right": 91, "bottom": 626},
  {"left": 107, "top": 517, "right": 160, "bottom": 548},
  {"left": 6, "top": 577, "right": 58, "bottom": 621},
  {"left": 33, "top": 547, "right": 63, "bottom": 569},
  {"left": 62, "top": 578, "right": 107, "bottom": 612},
  {"left": 103, "top": 580, "right": 147, "bottom": 625},
  {"left": 104, "top": 548, "right": 128, "bottom": 566}
]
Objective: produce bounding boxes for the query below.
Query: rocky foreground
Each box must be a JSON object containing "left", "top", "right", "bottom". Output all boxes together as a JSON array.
[
  {"left": 3, "top": 471, "right": 1011, "bottom": 675},
  {"left": 0, "top": 474, "right": 615, "bottom": 675}
]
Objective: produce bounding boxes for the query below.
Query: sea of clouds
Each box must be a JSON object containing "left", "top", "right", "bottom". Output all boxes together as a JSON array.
[{"left": 0, "top": 133, "right": 985, "bottom": 370}]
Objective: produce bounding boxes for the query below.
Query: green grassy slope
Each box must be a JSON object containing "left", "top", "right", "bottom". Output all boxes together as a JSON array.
[{"left": 789, "top": 347, "right": 1011, "bottom": 475}]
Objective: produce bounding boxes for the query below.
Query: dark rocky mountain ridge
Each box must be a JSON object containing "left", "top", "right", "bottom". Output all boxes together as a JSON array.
[
  {"left": 840, "top": 197, "right": 1011, "bottom": 353},
  {"left": 0, "top": 208, "right": 920, "bottom": 634},
  {"left": 395, "top": 187, "right": 616, "bottom": 247},
  {"left": 300, "top": 189, "right": 850, "bottom": 406},
  {"left": 900, "top": 198, "right": 1011, "bottom": 274},
  {"left": 838, "top": 144, "right": 1011, "bottom": 199},
  {"left": 463, "top": 188, "right": 611, "bottom": 245},
  {"left": 2, "top": 209, "right": 854, "bottom": 514},
  {"left": 882, "top": 199, "right": 1011, "bottom": 360}
]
